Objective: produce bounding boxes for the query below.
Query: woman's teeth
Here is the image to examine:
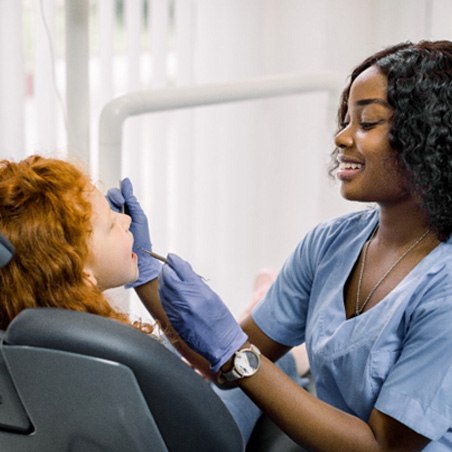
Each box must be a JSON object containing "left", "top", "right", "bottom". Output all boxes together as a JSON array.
[{"left": 339, "top": 162, "right": 363, "bottom": 170}]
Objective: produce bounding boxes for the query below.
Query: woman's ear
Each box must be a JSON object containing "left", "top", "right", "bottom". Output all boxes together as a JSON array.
[{"left": 82, "top": 268, "right": 98, "bottom": 287}]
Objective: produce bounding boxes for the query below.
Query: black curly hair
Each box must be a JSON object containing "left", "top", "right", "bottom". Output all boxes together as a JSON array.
[{"left": 331, "top": 40, "right": 452, "bottom": 241}]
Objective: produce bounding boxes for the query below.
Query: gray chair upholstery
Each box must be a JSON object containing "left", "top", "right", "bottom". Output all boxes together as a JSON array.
[
  {"left": 246, "top": 413, "right": 309, "bottom": 452},
  {"left": 0, "top": 308, "right": 244, "bottom": 452}
]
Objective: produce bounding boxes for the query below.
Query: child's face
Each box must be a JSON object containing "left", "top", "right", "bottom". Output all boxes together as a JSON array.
[{"left": 84, "top": 186, "right": 138, "bottom": 290}]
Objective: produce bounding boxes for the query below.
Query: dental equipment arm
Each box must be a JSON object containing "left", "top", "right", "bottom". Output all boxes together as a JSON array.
[{"left": 99, "top": 72, "right": 341, "bottom": 188}]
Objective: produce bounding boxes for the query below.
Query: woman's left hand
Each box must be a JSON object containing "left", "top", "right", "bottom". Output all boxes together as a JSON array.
[{"left": 106, "top": 178, "right": 161, "bottom": 287}]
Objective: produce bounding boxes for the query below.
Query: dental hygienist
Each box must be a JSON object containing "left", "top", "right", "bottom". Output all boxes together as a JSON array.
[{"left": 114, "top": 40, "right": 452, "bottom": 451}]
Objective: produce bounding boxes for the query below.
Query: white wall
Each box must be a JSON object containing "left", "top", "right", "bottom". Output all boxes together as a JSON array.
[
  {"left": 2, "top": 0, "right": 452, "bottom": 319},
  {"left": 128, "top": 0, "right": 452, "bottom": 317}
]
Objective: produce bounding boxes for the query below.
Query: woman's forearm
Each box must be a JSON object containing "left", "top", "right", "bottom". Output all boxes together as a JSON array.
[
  {"left": 134, "top": 279, "right": 213, "bottom": 377},
  {"left": 239, "top": 317, "right": 428, "bottom": 451},
  {"left": 237, "top": 356, "right": 379, "bottom": 451}
]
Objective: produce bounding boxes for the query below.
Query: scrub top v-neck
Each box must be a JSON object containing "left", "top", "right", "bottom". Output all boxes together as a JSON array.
[{"left": 253, "top": 208, "right": 452, "bottom": 449}]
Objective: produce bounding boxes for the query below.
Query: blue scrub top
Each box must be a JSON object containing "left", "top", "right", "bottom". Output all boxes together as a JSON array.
[{"left": 253, "top": 208, "right": 452, "bottom": 450}]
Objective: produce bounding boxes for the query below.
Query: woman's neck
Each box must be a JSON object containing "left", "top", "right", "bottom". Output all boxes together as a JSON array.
[{"left": 376, "top": 200, "right": 434, "bottom": 246}]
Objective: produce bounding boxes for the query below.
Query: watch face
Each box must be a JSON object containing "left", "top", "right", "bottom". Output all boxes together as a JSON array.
[{"left": 236, "top": 350, "right": 259, "bottom": 376}]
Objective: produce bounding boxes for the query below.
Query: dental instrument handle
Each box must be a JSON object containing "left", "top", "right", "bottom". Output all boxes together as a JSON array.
[{"left": 142, "top": 249, "right": 168, "bottom": 263}]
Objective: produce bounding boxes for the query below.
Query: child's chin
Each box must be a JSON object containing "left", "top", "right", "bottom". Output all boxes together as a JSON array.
[{"left": 130, "top": 271, "right": 139, "bottom": 284}]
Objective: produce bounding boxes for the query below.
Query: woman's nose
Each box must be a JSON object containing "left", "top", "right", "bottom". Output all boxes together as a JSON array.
[{"left": 334, "top": 126, "right": 353, "bottom": 149}]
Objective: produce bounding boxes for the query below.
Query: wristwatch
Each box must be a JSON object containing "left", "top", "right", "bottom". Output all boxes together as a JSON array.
[{"left": 221, "top": 344, "right": 261, "bottom": 382}]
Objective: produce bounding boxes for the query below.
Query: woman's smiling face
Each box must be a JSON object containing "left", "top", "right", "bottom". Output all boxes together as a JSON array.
[{"left": 334, "top": 65, "right": 411, "bottom": 206}]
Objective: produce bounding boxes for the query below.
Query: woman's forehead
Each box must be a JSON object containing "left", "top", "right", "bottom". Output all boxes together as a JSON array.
[{"left": 349, "top": 66, "right": 388, "bottom": 102}]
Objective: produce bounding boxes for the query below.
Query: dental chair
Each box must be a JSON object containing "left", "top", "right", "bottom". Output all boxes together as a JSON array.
[
  {"left": 0, "top": 233, "right": 305, "bottom": 452},
  {"left": 0, "top": 308, "right": 245, "bottom": 452}
]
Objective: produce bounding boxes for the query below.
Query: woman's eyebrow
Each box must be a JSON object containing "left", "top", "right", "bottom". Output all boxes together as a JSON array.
[{"left": 355, "top": 98, "right": 391, "bottom": 108}]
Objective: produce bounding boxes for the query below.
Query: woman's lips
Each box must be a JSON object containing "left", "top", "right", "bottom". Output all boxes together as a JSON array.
[{"left": 336, "top": 160, "right": 364, "bottom": 181}]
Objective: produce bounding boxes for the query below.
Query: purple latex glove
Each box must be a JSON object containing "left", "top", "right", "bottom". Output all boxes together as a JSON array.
[
  {"left": 106, "top": 178, "right": 161, "bottom": 288},
  {"left": 158, "top": 253, "right": 248, "bottom": 372}
]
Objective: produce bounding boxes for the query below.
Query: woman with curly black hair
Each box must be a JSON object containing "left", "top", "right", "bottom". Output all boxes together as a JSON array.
[
  {"left": 333, "top": 40, "right": 452, "bottom": 242},
  {"left": 119, "top": 40, "right": 452, "bottom": 449}
]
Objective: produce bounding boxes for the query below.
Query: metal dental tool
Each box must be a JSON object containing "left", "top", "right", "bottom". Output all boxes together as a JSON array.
[
  {"left": 118, "top": 180, "right": 125, "bottom": 214},
  {"left": 142, "top": 249, "right": 168, "bottom": 263},
  {"left": 142, "top": 248, "right": 209, "bottom": 281}
]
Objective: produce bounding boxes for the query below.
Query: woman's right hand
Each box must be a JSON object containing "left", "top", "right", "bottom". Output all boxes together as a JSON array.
[{"left": 158, "top": 253, "right": 248, "bottom": 372}]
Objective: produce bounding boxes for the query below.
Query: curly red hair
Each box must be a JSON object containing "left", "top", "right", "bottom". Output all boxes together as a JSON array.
[{"left": 0, "top": 155, "right": 146, "bottom": 331}]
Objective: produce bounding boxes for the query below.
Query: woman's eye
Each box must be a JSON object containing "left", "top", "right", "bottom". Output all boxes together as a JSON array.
[
  {"left": 360, "top": 121, "right": 377, "bottom": 130},
  {"left": 360, "top": 118, "right": 386, "bottom": 130}
]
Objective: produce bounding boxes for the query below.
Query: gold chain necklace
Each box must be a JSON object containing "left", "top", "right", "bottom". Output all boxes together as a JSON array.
[{"left": 355, "top": 226, "right": 431, "bottom": 316}]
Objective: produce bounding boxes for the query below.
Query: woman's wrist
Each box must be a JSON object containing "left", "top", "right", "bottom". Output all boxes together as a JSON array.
[{"left": 219, "top": 341, "right": 251, "bottom": 372}]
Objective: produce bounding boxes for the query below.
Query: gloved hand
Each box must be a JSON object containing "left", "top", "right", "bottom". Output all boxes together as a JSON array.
[
  {"left": 106, "top": 178, "right": 161, "bottom": 287},
  {"left": 158, "top": 253, "right": 248, "bottom": 372}
]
